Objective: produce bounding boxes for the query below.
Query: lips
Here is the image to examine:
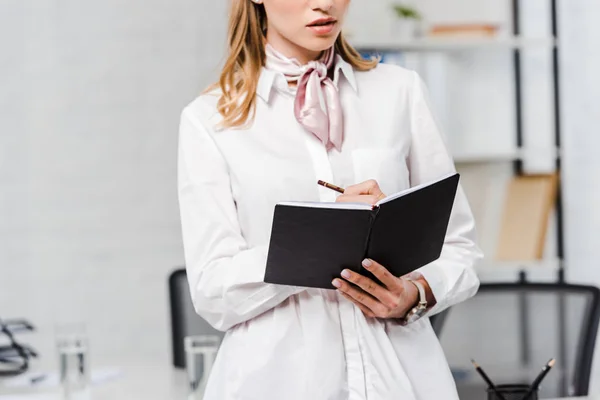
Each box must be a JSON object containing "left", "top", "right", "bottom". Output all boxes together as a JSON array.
[
  {"left": 306, "top": 17, "right": 337, "bottom": 35},
  {"left": 307, "top": 18, "right": 337, "bottom": 27}
]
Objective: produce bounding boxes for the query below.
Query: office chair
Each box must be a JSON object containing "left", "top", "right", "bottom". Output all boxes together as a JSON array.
[
  {"left": 168, "top": 268, "right": 225, "bottom": 369},
  {"left": 169, "top": 266, "right": 450, "bottom": 368},
  {"left": 438, "top": 282, "right": 600, "bottom": 399}
]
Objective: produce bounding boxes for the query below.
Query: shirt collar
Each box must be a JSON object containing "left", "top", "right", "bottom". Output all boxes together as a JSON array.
[
  {"left": 333, "top": 54, "right": 358, "bottom": 93},
  {"left": 256, "top": 54, "right": 358, "bottom": 103}
]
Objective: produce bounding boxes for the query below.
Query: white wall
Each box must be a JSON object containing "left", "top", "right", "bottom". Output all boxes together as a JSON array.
[
  {"left": 0, "top": 0, "right": 227, "bottom": 365},
  {"left": 560, "top": 1, "right": 600, "bottom": 389},
  {"left": 560, "top": 0, "right": 600, "bottom": 284}
]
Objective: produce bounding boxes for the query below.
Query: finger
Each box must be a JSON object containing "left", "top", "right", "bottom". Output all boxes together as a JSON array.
[
  {"left": 361, "top": 258, "right": 401, "bottom": 290},
  {"left": 335, "top": 194, "right": 380, "bottom": 205},
  {"left": 343, "top": 179, "right": 385, "bottom": 198},
  {"left": 339, "top": 292, "right": 376, "bottom": 318},
  {"left": 333, "top": 277, "right": 387, "bottom": 316},
  {"left": 340, "top": 268, "right": 397, "bottom": 307}
]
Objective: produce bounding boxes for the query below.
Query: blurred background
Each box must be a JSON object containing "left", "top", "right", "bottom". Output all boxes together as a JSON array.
[{"left": 1, "top": 0, "right": 599, "bottom": 399}]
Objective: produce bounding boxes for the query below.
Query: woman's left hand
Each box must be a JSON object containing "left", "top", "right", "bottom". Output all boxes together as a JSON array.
[{"left": 332, "top": 259, "right": 420, "bottom": 319}]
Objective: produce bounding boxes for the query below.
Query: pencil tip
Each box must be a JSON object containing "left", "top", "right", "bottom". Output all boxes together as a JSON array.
[
  {"left": 549, "top": 359, "right": 556, "bottom": 367},
  {"left": 470, "top": 359, "right": 478, "bottom": 367}
]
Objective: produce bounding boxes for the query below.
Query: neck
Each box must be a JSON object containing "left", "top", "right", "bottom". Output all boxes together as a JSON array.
[{"left": 266, "top": 32, "right": 322, "bottom": 65}]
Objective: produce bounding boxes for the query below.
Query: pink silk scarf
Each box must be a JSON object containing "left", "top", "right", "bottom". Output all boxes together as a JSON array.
[{"left": 265, "top": 44, "right": 343, "bottom": 151}]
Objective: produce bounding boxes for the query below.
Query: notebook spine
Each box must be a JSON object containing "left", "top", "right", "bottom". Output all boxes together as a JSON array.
[{"left": 361, "top": 206, "right": 380, "bottom": 259}]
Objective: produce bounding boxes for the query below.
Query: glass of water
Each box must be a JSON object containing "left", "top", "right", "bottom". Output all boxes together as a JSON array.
[
  {"left": 55, "top": 323, "right": 90, "bottom": 400},
  {"left": 184, "top": 335, "right": 221, "bottom": 399}
]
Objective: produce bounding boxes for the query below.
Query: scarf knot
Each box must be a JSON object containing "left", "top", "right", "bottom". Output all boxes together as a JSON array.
[
  {"left": 305, "top": 61, "right": 328, "bottom": 79},
  {"left": 265, "top": 44, "right": 344, "bottom": 151}
]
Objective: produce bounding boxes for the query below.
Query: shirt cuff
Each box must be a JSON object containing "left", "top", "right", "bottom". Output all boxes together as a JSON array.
[{"left": 416, "top": 262, "right": 448, "bottom": 317}]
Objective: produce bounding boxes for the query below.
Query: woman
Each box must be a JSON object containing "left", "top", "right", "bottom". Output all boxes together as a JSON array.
[{"left": 178, "top": 0, "right": 483, "bottom": 399}]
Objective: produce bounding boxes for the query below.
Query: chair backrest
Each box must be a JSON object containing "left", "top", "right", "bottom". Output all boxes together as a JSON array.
[
  {"left": 168, "top": 268, "right": 225, "bottom": 368},
  {"left": 438, "top": 282, "right": 600, "bottom": 398},
  {"left": 429, "top": 309, "right": 450, "bottom": 337}
]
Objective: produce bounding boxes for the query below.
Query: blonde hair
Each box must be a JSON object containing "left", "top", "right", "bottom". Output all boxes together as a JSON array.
[{"left": 207, "top": 0, "right": 379, "bottom": 129}]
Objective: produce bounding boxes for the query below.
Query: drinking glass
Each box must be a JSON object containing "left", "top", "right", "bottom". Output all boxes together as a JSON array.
[{"left": 55, "top": 323, "right": 90, "bottom": 400}]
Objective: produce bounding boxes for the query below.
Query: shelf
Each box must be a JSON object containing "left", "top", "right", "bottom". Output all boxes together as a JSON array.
[
  {"left": 451, "top": 148, "right": 561, "bottom": 164},
  {"left": 351, "top": 36, "right": 558, "bottom": 52},
  {"left": 477, "top": 259, "right": 561, "bottom": 271},
  {"left": 476, "top": 259, "right": 562, "bottom": 283},
  {"left": 453, "top": 150, "right": 521, "bottom": 164}
]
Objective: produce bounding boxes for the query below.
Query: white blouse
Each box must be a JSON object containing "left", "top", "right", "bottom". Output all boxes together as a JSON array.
[{"left": 178, "top": 57, "right": 483, "bottom": 400}]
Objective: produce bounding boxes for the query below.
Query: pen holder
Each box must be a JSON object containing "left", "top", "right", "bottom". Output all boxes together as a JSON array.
[{"left": 487, "top": 384, "right": 538, "bottom": 400}]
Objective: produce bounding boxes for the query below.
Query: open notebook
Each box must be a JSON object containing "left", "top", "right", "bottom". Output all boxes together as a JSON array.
[{"left": 264, "top": 173, "right": 460, "bottom": 289}]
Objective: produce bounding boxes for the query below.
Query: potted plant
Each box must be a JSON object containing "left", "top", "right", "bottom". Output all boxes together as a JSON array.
[{"left": 390, "top": 4, "right": 423, "bottom": 40}]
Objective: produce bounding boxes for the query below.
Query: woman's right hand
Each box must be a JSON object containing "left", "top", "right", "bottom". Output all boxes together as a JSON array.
[{"left": 335, "top": 179, "right": 386, "bottom": 205}]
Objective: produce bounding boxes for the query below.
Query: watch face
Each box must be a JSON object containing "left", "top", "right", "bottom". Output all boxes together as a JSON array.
[
  {"left": 405, "top": 305, "right": 426, "bottom": 324},
  {"left": 406, "top": 309, "right": 418, "bottom": 322},
  {"left": 406, "top": 312, "right": 419, "bottom": 324}
]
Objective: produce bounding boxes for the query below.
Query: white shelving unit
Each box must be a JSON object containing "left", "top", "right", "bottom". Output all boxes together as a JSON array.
[
  {"left": 349, "top": 34, "right": 564, "bottom": 282},
  {"left": 350, "top": 36, "right": 558, "bottom": 52},
  {"left": 350, "top": 35, "right": 559, "bottom": 166},
  {"left": 348, "top": 5, "right": 570, "bottom": 396}
]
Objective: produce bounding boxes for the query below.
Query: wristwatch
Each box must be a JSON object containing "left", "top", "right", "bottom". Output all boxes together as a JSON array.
[{"left": 402, "top": 279, "right": 428, "bottom": 324}]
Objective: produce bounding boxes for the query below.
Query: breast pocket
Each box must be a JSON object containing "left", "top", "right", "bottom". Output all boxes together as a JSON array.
[{"left": 351, "top": 148, "right": 410, "bottom": 196}]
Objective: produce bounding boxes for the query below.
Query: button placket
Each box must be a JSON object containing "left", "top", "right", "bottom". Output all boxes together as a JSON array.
[
  {"left": 302, "top": 129, "right": 367, "bottom": 399},
  {"left": 339, "top": 292, "right": 367, "bottom": 400},
  {"left": 303, "top": 133, "right": 337, "bottom": 203}
]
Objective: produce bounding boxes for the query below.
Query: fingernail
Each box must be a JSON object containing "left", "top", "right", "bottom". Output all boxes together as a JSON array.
[
  {"left": 362, "top": 259, "right": 372, "bottom": 269},
  {"left": 341, "top": 269, "right": 351, "bottom": 279},
  {"left": 332, "top": 279, "right": 341, "bottom": 288}
]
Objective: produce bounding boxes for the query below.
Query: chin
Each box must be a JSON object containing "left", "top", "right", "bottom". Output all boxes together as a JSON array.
[{"left": 302, "top": 35, "right": 340, "bottom": 52}]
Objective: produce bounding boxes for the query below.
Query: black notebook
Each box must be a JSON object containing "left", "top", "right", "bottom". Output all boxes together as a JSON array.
[{"left": 263, "top": 173, "right": 460, "bottom": 289}]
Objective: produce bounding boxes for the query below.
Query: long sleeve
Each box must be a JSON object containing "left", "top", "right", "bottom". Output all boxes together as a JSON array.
[
  {"left": 177, "top": 107, "right": 303, "bottom": 331},
  {"left": 408, "top": 71, "right": 483, "bottom": 316}
]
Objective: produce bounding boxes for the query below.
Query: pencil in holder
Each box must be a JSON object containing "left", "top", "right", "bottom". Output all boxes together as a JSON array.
[{"left": 487, "top": 384, "right": 538, "bottom": 400}]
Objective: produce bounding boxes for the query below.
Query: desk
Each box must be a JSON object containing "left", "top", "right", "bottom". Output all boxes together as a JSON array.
[
  {"left": 0, "top": 364, "right": 189, "bottom": 400},
  {"left": 88, "top": 364, "right": 189, "bottom": 400},
  {"left": 0, "top": 366, "right": 596, "bottom": 400}
]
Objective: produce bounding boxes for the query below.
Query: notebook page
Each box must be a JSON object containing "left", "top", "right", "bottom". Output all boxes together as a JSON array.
[
  {"left": 376, "top": 172, "right": 457, "bottom": 206},
  {"left": 276, "top": 201, "right": 374, "bottom": 211}
]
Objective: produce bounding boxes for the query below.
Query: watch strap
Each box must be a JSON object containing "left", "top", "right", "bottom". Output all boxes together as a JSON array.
[
  {"left": 409, "top": 279, "right": 428, "bottom": 309},
  {"left": 401, "top": 279, "right": 428, "bottom": 325}
]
